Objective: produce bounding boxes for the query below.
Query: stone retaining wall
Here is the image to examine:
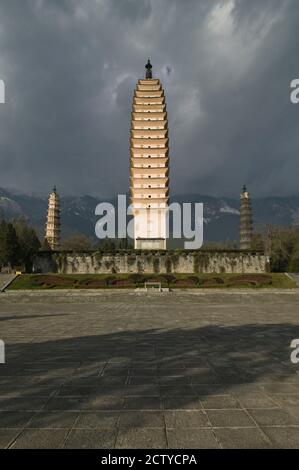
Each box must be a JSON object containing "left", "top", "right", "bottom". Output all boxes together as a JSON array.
[{"left": 33, "top": 250, "right": 269, "bottom": 274}]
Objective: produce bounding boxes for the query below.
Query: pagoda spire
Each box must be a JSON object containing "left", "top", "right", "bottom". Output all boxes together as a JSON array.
[
  {"left": 239, "top": 185, "right": 253, "bottom": 250},
  {"left": 145, "top": 59, "right": 152, "bottom": 79}
]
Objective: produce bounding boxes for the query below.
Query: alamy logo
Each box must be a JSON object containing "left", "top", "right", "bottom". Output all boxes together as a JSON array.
[
  {"left": 290, "top": 339, "right": 299, "bottom": 364},
  {"left": 95, "top": 195, "right": 204, "bottom": 250},
  {"left": 0, "top": 79, "right": 5, "bottom": 104},
  {"left": 0, "top": 340, "right": 5, "bottom": 364},
  {"left": 290, "top": 79, "right": 299, "bottom": 104}
]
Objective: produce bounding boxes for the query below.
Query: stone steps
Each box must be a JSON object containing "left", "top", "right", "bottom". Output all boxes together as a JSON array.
[
  {"left": 287, "top": 273, "right": 299, "bottom": 286},
  {"left": 0, "top": 274, "right": 18, "bottom": 292}
]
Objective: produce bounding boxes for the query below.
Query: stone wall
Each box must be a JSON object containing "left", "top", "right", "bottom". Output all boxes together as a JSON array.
[{"left": 33, "top": 250, "right": 269, "bottom": 274}]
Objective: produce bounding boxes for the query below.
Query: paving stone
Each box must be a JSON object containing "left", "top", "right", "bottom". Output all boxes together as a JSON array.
[
  {"left": 64, "top": 429, "right": 117, "bottom": 448},
  {"left": 272, "top": 394, "right": 299, "bottom": 407},
  {"left": 118, "top": 411, "right": 164, "bottom": 428},
  {"left": 0, "top": 386, "right": 57, "bottom": 399},
  {"left": 189, "top": 384, "right": 216, "bottom": 395},
  {"left": 234, "top": 392, "right": 278, "bottom": 409},
  {"left": 0, "top": 429, "right": 22, "bottom": 448},
  {"left": 130, "top": 368, "right": 157, "bottom": 377},
  {"left": 200, "top": 394, "right": 241, "bottom": 409},
  {"left": 125, "top": 385, "right": 160, "bottom": 396},
  {"left": 11, "top": 429, "right": 69, "bottom": 449},
  {"left": 124, "top": 396, "right": 162, "bottom": 410},
  {"left": 43, "top": 397, "right": 84, "bottom": 411},
  {"left": 67, "top": 376, "right": 128, "bottom": 386},
  {"left": 103, "top": 368, "right": 130, "bottom": 377},
  {"left": 189, "top": 374, "right": 221, "bottom": 384},
  {"left": 262, "top": 427, "right": 299, "bottom": 449},
  {"left": 160, "top": 386, "right": 197, "bottom": 397},
  {"left": 167, "top": 428, "right": 220, "bottom": 449},
  {"left": 214, "top": 427, "right": 271, "bottom": 449},
  {"left": 116, "top": 428, "right": 167, "bottom": 449},
  {"left": 165, "top": 411, "right": 210, "bottom": 428},
  {"left": 247, "top": 408, "right": 299, "bottom": 426},
  {"left": 0, "top": 398, "right": 48, "bottom": 411},
  {"left": 81, "top": 396, "right": 124, "bottom": 410},
  {"left": 57, "top": 386, "right": 102, "bottom": 397},
  {"left": 158, "top": 376, "right": 190, "bottom": 385},
  {"left": 27, "top": 411, "right": 79, "bottom": 428},
  {"left": 158, "top": 368, "right": 187, "bottom": 376},
  {"left": 260, "top": 383, "right": 299, "bottom": 394},
  {"left": 75, "top": 412, "right": 119, "bottom": 429},
  {"left": 206, "top": 410, "right": 256, "bottom": 427},
  {"left": 0, "top": 411, "right": 34, "bottom": 428},
  {"left": 285, "top": 407, "right": 299, "bottom": 420},
  {"left": 163, "top": 397, "right": 202, "bottom": 410}
]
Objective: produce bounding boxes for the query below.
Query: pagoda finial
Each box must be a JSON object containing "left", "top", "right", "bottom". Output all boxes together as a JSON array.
[
  {"left": 242, "top": 184, "right": 247, "bottom": 193},
  {"left": 53, "top": 185, "right": 57, "bottom": 194},
  {"left": 145, "top": 59, "right": 152, "bottom": 79}
]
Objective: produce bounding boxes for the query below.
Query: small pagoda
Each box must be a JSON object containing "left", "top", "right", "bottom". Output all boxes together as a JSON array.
[
  {"left": 45, "top": 186, "right": 61, "bottom": 250},
  {"left": 240, "top": 185, "right": 253, "bottom": 250}
]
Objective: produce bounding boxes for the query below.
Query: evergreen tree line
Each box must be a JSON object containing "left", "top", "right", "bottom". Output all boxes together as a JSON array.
[
  {"left": 60, "top": 235, "right": 133, "bottom": 251},
  {"left": 0, "top": 218, "right": 40, "bottom": 272}
]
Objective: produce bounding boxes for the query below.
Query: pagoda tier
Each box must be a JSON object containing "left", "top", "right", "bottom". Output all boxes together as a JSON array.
[{"left": 130, "top": 64, "right": 170, "bottom": 250}]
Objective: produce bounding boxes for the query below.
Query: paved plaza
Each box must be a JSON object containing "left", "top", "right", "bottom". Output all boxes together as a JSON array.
[{"left": 0, "top": 289, "right": 299, "bottom": 449}]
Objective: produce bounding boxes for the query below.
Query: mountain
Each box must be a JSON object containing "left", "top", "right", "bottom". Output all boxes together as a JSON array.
[{"left": 1, "top": 187, "right": 299, "bottom": 243}]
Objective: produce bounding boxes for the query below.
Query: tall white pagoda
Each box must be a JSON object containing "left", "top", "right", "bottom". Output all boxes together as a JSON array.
[{"left": 130, "top": 60, "right": 169, "bottom": 249}]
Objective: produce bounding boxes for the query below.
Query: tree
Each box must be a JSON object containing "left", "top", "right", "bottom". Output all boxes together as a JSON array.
[
  {"left": 289, "top": 242, "right": 299, "bottom": 272},
  {"left": 251, "top": 232, "right": 265, "bottom": 251},
  {"left": 41, "top": 238, "right": 51, "bottom": 250},
  {"left": 95, "top": 238, "right": 116, "bottom": 251},
  {"left": 12, "top": 218, "right": 41, "bottom": 271},
  {"left": 94, "top": 237, "right": 134, "bottom": 251},
  {"left": 0, "top": 220, "right": 21, "bottom": 269},
  {"left": 202, "top": 241, "right": 238, "bottom": 250},
  {"left": 262, "top": 226, "right": 299, "bottom": 272},
  {"left": 118, "top": 237, "right": 133, "bottom": 249},
  {"left": 61, "top": 234, "right": 93, "bottom": 251},
  {"left": 0, "top": 218, "right": 41, "bottom": 272}
]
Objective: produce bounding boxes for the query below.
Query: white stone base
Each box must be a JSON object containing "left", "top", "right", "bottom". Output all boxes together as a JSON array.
[{"left": 134, "top": 238, "right": 166, "bottom": 250}]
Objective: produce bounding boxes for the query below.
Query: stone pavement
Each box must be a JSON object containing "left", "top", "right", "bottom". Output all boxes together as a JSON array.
[{"left": 0, "top": 289, "right": 299, "bottom": 449}]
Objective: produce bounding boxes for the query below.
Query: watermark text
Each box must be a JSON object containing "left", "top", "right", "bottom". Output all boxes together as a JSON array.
[
  {"left": 0, "top": 79, "right": 5, "bottom": 104},
  {"left": 290, "top": 339, "right": 299, "bottom": 364},
  {"left": 95, "top": 195, "right": 204, "bottom": 249},
  {"left": 0, "top": 340, "right": 5, "bottom": 364},
  {"left": 290, "top": 79, "right": 299, "bottom": 104}
]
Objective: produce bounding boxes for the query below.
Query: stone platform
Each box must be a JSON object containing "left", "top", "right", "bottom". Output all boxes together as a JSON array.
[{"left": 0, "top": 290, "right": 299, "bottom": 448}]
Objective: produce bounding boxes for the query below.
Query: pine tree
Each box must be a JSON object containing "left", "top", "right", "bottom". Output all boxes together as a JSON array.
[
  {"left": 0, "top": 221, "right": 21, "bottom": 268},
  {"left": 12, "top": 218, "right": 41, "bottom": 271}
]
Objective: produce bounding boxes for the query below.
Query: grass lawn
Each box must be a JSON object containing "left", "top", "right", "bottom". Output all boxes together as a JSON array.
[{"left": 8, "top": 273, "right": 297, "bottom": 290}]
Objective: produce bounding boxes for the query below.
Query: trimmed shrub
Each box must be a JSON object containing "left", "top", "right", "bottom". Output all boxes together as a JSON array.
[{"left": 129, "top": 273, "right": 145, "bottom": 285}]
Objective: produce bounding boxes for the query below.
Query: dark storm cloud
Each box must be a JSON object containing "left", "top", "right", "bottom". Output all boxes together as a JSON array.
[{"left": 0, "top": 0, "right": 298, "bottom": 198}]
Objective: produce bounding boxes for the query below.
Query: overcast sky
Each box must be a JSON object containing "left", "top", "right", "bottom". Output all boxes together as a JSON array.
[{"left": 0, "top": 0, "right": 298, "bottom": 199}]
